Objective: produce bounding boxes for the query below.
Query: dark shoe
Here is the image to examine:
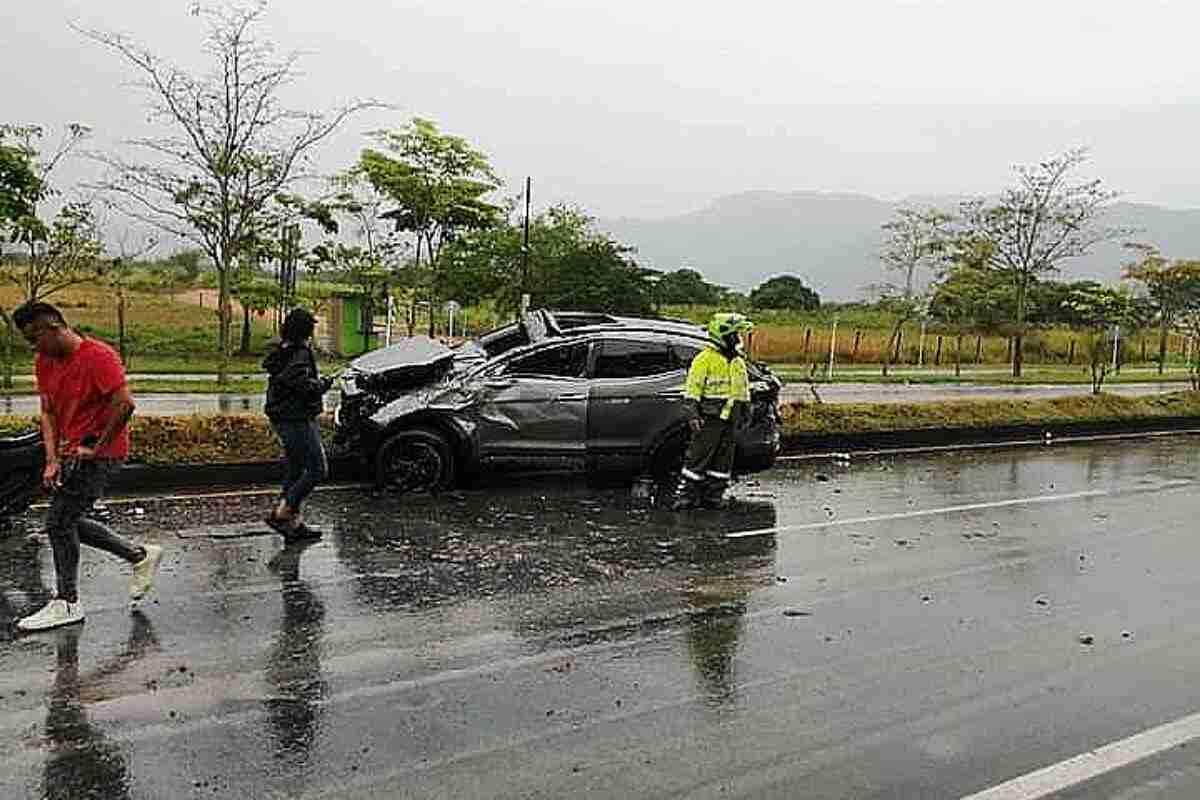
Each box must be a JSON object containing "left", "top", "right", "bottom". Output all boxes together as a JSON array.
[
  {"left": 668, "top": 476, "right": 700, "bottom": 511},
  {"left": 264, "top": 515, "right": 295, "bottom": 536},
  {"left": 285, "top": 523, "right": 322, "bottom": 542},
  {"left": 699, "top": 480, "right": 730, "bottom": 509}
]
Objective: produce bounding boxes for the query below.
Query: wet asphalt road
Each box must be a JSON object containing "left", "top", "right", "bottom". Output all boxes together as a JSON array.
[{"left": 5, "top": 440, "right": 1200, "bottom": 797}]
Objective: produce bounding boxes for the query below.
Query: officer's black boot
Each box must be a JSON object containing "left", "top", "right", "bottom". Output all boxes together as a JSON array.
[
  {"left": 669, "top": 475, "right": 700, "bottom": 511},
  {"left": 699, "top": 478, "right": 730, "bottom": 509}
]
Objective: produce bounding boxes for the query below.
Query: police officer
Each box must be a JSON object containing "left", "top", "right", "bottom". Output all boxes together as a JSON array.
[{"left": 671, "top": 312, "right": 754, "bottom": 511}]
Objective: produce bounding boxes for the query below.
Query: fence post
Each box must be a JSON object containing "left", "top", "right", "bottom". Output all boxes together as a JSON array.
[
  {"left": 917, "top": 318, "right": 927, "bottom": 366},
  {"left": 975, "top": 335, "right": 983, "bottom": 364},
  {"left": 802, "top": 328, "right": 812, "bottom": 363},
  {"left": 955, "top": 334, "right": 962, "bottom": 378},
  {"left": 1111, "top": 325, "right": 1120, "bottom": 374},
  {"left": 1068, "top": 339, "right": 1075, "bottom": 365},
  {"left": 893, "top": 329, "right": 904, "bottom": 365},
  {"left": 827, "top": 317, "right": 838, "bottom": 379},
  {"left": 934, "top": 335, "right": 943, "bottom": 366},
  {"left": 851, "top": 330, "right": 861, "bottom": 363}
]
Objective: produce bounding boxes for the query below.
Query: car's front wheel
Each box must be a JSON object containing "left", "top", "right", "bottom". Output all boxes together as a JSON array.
[{"left": 374, "top": 428, "right": 455, "bottom": 493}]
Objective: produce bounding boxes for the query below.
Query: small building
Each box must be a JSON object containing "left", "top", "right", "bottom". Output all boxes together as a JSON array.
[{"left": 326, "top": 292, "right": 381, "bottom": 357}]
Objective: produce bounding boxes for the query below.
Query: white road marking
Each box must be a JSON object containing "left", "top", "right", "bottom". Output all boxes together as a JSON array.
[
  {"left": 725, "top": 489, "right": 1108, "bottom": 539},
  {"left": 960, "top": 709, "right": 1200, "bottom": 799}
]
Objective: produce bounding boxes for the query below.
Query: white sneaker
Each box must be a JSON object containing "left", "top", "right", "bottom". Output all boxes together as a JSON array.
[
  {"left": 17, "top": 598, "right": 85, "bottom": 632},
  {"left": 130, "top": 544, "right": 163, "bottom": 605}
]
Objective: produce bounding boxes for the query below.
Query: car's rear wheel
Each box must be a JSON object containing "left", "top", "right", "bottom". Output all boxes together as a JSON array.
[{"left": 374, "top": 428, "right": 455, "bottom": 493}]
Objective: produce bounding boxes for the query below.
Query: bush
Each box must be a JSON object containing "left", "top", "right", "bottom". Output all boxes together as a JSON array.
[{"left": 0, "top": 414, "right": 336, "bottom": 466}]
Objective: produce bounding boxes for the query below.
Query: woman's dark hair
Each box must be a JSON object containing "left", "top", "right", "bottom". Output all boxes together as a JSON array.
[{"left": 280, "top": 307, "right": 317, "bottom": 344}]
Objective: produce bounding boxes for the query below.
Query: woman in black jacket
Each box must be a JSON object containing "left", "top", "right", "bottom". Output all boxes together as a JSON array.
[{"left": 263, "top": 308, "right": 333, "bottom": 540}]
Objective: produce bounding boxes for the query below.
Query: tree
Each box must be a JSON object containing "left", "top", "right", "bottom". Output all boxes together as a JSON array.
[
  {"left": 1061, "top": 285, "right": 1138, "bottom": 393},
  {"left": 1121, "top": 243, "right": 1200, "bottom": 374},
  {"left": 1173, "top": 310, "right": 1200, "bottom": 390},
  {"left": 749, "top": 274, "right": 820, "bottom": 311},
  {"left": 0, "top": 128, "right": 42, "bottom": 228},
  {"left": 874, "top": 206, "right": 954, "bottom": 377},
  {"left": 0, "top": 124, "right": 102, "bottom": 389},
  {"left": 305, "top": 169, "right": 411, "bottom": 334},
  {"left": 929, "top": 265, "right": 1014, "bottom": 330},
  {"left": 880, "top": 206, "right": 954, "bottom": 296},
  {"left": 656, "top": 268, "right": 724, "bottom": 306},
  {"left": 358, "top": 118, "right": 502, "bottom": 334},
  {"left": 440, "top": 203, "right": 652, "bottom": 316},
  {"left": 954, "top": 148, "right": 1131, "bottom": 377},
  {"left": 80, "top": 2, "right": 381, "bottom": 383},
  {"left": 109, "top": 229, "right": 159, "bottom": 366}
]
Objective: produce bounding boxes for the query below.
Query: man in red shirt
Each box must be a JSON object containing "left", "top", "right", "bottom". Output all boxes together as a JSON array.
[{"left": 12, "top": 302, "right": 163, "bottom": 632}]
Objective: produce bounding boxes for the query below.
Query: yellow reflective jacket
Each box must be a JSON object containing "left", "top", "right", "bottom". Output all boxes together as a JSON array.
[{"left": 683, "top": 345, "right": 751, "bottom": 421}]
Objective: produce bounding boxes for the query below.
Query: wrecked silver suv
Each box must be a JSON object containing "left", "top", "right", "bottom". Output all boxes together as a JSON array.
[{"left": 332, "top": 310, "right": 783, "bottom": 493}]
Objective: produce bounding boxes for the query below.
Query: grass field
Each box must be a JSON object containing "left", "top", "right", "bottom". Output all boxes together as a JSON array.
[
  {"left": 2, "top": 289, "right": 1195, "bottom": 384},
  {"left": 0, "top": 284, "right": 276, "bottom": 372}
]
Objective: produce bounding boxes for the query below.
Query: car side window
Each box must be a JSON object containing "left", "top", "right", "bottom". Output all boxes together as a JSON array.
[
  {"left": 499, "top": 343, "right": 589, "bottom": 378},
  {"left": 594, "top": 339, "right": 675, "bottom": 379},
  {"left": 670, "top": 343, "right": 703, "bottom": 371}
]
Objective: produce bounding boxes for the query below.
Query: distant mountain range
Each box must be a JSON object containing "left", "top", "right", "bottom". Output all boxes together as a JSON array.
[{"left": 598, "top": 191, "right": 1200, "bottom": 301}]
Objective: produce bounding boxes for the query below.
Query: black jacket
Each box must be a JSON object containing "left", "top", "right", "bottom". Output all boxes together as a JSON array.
[{"left": 263, "top": 343, "right": 327, "bottom": 421}]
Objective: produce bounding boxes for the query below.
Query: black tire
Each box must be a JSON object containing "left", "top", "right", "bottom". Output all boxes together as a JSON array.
[{"left": 374, "top": 428, "right": 455, "bottom": 494}]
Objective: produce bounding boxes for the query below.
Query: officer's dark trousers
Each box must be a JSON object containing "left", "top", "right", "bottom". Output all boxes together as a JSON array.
[{"left": 681, "top": 415, "right": 736, "bottom": 483}]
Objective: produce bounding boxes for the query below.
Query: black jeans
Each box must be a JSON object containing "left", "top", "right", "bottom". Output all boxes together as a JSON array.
[
  {"left": 46, "top": 459, "right": 144, "bottom": 603},
  {"left": 271, "top": 419, "right": 328, "bottom": 511}
]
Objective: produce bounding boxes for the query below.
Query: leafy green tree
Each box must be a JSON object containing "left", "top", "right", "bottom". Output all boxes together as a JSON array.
[
  {"left": 1121, "top": 243, "right": 1200, "bottom": 373},
  {"left": 0, "top": 124, "right": 102, "bottom": 389},
  {"left": 1061, "top": 285, "right": 1138, "bottom": 393},
  {"left": 165, "top": 249, "right": 209, "bottom": 286},
  {"left": 81, "top": 3, "right": 379, "bottom": 382},
  {"left": 953, "top": 148, "right": 1131, "bottom": 377},
  {"left": 440, "top": 203, "right": 651, "bottom": 316},
  {"left": 749, "top": 274, "right": 820, "bottom": 310},
  {"left": 357, "top": 118, "right": 502, "bottom": 333},
  {"left": 0, "top": 127, "right": 41, "bottom": 229},
  {"left": 656, "top": 268, "right": 724, "bottom": 306},
  {"left": 929, "top": 265, "right": 1013, "bottom": 329}
]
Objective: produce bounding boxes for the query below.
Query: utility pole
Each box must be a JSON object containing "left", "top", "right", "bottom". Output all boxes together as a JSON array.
[{"left": 521, "top": 176, "right": 532, "bottom": 305}]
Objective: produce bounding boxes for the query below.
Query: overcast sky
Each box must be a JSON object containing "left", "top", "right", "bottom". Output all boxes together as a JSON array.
[{"left": 6, "top": 0, "right": 1200, "bottom": 220}]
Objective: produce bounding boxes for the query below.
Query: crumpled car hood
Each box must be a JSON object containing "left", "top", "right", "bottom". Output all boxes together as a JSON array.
[
  {"left": 348, "top": 335, "right": 454, "bottom": 373},
  {"left": 344, "top": 336, "right": 459, "bottom": 393}
]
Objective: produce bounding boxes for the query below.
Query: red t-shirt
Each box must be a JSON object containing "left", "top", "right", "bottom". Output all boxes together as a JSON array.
[{"left": 35, "top": 338, "right": 130, "bottom": 459}]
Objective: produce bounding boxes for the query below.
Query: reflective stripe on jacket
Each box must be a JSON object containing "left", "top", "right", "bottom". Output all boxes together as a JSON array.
[{"left": 683, "top": 345, "right": 751, "bottom": 420}]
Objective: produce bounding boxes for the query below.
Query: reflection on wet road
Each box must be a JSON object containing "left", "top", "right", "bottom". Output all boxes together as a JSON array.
[{"left": 5, "top": 439, "right": 1200, "bottom": 797}]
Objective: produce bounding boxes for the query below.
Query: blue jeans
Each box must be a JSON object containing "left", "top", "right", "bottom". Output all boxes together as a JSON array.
[{"left": 271, "top": 419, "right": 328, "bottom": 511}]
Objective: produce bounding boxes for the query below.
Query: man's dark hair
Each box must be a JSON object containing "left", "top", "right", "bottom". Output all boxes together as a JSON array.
[
  {"left": 12, "top": 302, "right": 67, "bottom": 331},
  {"left": 280, "top": 307, "right": 317, "bottom": 344}
]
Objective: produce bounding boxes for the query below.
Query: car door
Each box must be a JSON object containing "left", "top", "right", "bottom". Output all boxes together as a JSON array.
[
  {"left": 472, "top": 340, "right": 591, "bottom": 470},
  {"left": 587, "top": 335, "right": 690, "bottom": 471}
]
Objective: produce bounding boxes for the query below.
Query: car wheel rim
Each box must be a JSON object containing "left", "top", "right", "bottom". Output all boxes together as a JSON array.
[{"left": 383, "top": 441, "right": 443, "bottom": 492}]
